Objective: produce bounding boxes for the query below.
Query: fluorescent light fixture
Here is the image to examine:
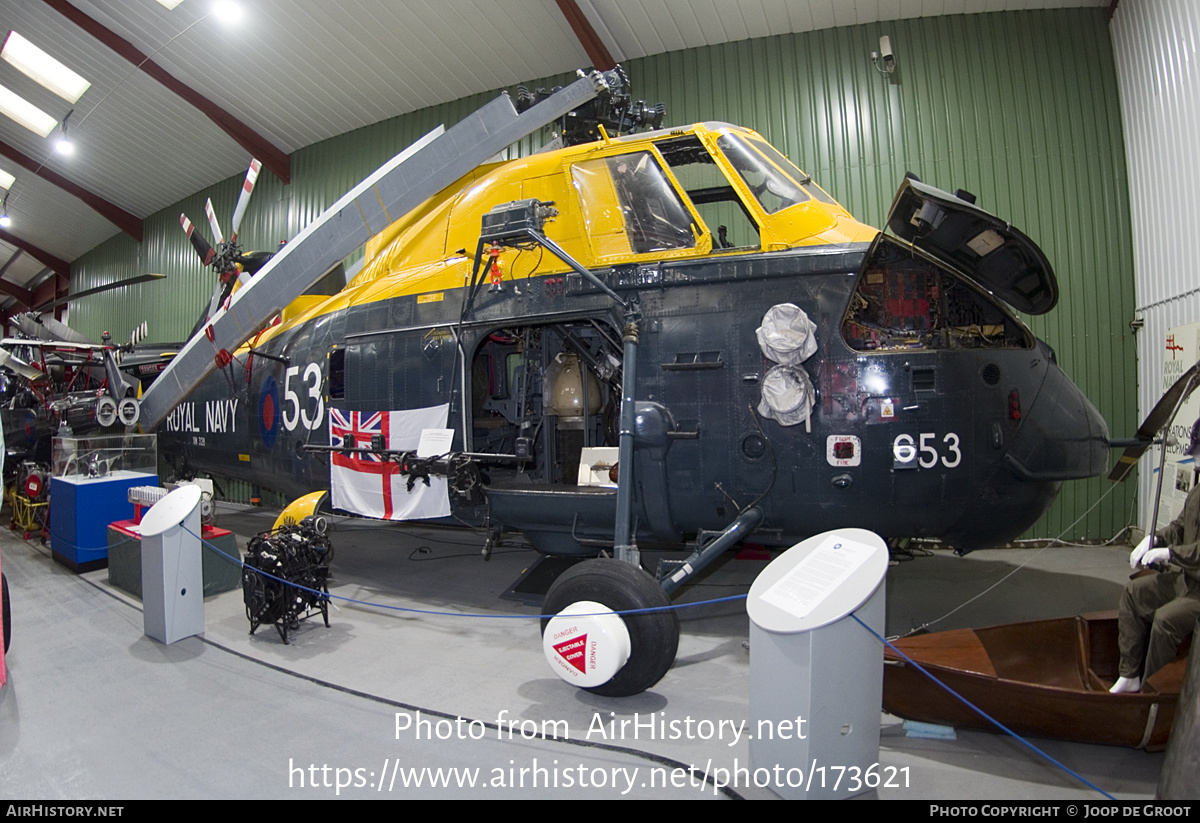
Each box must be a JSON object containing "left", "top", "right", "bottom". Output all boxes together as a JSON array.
[
  {"left": 213, "top": 1, "right": 243, "bottom": 25},
  {"left": 2, "top": 32, "right": 91, "bottom": 104},
  {"left": 155, "top": 0, "right": 186, "bottom": 8},
  {"left": 0, "top": 84, "right": 56, "bottom": 137},
  {"left": 0, "top": 169, "right": 13, "bottom": 190}
]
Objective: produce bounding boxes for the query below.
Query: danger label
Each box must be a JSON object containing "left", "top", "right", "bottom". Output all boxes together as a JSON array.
[{"left": 552, "top": 634, "right": 588, "bottom": 674}]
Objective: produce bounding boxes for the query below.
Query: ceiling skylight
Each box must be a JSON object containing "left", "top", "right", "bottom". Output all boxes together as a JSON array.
[
  {"left": 0, "top": 84, "right": 57, "bottom": 137},
  {"left": 2, "top": 32, "right": 90, "bottom": 104}
]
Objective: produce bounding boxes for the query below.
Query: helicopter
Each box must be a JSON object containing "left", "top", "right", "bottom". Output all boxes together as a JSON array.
[
  {"left": 0, "top": 312, "right": 174, "bottom": 469},
  {"left": 135, "top": 68, "right": 1110, "bottom": 696}
]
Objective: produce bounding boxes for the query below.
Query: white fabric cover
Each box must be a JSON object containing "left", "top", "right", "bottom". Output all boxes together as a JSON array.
[
  {"left": 756, "top": 303, "right": 818, "bottom": 365},
  {"left": 758, "top": 365, "right": 815, "bottom": 427}
]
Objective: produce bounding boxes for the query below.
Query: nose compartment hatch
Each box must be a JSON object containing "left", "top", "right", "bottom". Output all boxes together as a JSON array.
[{"left": 886, "top": 175, "right": 1058, "bottom": 316}]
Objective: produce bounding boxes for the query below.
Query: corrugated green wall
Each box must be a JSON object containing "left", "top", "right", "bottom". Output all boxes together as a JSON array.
[{"left": 72, "top": 8, "right": 1136, "bottom": 538}]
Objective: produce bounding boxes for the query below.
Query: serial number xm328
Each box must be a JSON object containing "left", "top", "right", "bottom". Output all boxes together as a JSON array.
[{"left": 140, "top": 71, "right": 1109, "bottom": 696}]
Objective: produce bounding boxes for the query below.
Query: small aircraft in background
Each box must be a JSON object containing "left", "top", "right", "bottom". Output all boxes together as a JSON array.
[{"left": 0, "top": 314, "right": 169, "bottom": 465}]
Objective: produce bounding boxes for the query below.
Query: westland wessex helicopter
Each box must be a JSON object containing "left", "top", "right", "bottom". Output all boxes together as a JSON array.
[{"left": 135, "top": 69, "right": 1109, "bottom": 696}]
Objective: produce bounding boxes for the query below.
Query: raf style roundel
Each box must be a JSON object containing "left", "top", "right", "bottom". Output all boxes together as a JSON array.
[{"left": 259, "top": 375, "right": 281, "bottom": 449}]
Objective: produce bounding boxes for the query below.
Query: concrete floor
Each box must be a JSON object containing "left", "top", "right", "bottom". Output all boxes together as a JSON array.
[{"left": 0, "top": 502, "right": 1172, "bottom": 800}]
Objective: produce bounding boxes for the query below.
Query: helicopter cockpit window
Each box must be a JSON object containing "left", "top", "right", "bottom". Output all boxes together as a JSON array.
[
  {"left": 842, "top": 238, "right": 1033, "bottom": 352},
  {"left": 572, "top": 152, "right": 696, "bottom": 255},
  {"left": 745, "top": 136, "right": 837, "bottom": 206},
  {"left": 656, "top": 135, "right": 760, "bottom": 251},
  {"left": 717, "top": 133, "right": 812, "bottom": 214}
]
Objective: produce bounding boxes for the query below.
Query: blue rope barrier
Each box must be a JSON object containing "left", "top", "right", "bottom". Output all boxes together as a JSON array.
[
  {"left": 850, "top": 613, "right": 1118, "bottom": 800},
  {"left": 185, "top": 523, "right": 749, "bottom": 619}
]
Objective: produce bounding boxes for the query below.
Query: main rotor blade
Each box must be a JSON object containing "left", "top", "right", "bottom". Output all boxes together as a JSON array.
[
  {"left": 33, "top": 274, "right": 166, "bottom": 312},
  {"left": 20, "top": 314, "right": 96, "bottom": 346},
  {"left": 1109, "top": 362, "right": 1200, "bottom": 481},
  {"left": 204, "top": 198, "right": 225, "bottom": 246},
  {"left": 139, "top": 72, "right": 612, "bottom": 430},
  {"left": 230, "top": 158, "right": 261, "bottom": 242},
  {"left": 12, "top": 313, "right": 42, "bottom": 340},
  {"left": 0, "top": 347, "right": 47, "bottom": 382},
  {"left": 180, "top": 214, "right": 216, "bottom": 266}
]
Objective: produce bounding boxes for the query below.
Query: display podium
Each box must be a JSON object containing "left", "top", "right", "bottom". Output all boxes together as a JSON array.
[
  {"left": 747, "top": 528, "right": 888, "bottom": 800},
  {"left": 139, "top": 486, "right": 204, "bottom": 645}
]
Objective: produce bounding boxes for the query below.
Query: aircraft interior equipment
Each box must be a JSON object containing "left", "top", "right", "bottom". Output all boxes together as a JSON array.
[
  {"left": 465, "top": 198, "right": 766, "bottom": 694},
  {"left": 138, "top": 70, "right": 617, "bottom": 430}
]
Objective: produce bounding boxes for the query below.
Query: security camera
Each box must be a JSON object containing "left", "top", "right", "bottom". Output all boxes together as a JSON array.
[{"left": 880, "top": 35, "right": 895, "bottom": 73}]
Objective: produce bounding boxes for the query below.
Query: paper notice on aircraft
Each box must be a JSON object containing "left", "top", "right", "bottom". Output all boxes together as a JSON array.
[
  {"left": 417, "top": 428, "right": 454, "bottom": 458},
  {"left": 760, "top": 535, "right": 879, "bottom": 618}
]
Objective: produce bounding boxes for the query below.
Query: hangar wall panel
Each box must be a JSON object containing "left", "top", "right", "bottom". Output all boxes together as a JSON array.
[
  {"left": 1111, "top": 0, "right": 1200, "bottom": 531},
  {"left": 71, "top": 9, "right": 1135, "bottom": 543}
]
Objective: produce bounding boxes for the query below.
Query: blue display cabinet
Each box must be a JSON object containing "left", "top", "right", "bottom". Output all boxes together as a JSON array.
[{"left": 49, "top": 434, "right": 157, "bottom": 572}]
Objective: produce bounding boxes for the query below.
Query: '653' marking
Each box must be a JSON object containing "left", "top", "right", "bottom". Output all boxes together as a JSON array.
[{"left": 893, "top": 432, "right": 961, "bottom": 468}]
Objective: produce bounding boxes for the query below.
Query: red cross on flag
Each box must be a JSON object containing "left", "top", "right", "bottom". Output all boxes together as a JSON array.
[{"left": 329, "top": 403, "right": 450, "bottom": 520}]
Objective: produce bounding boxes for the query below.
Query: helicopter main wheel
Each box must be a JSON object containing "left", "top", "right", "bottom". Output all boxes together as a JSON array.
[
  {"left": 2, "top": 572, "right": 10, "bottom": 654},
  {"left": 540, "top": 559, "right": 679, "bottom": 697}
]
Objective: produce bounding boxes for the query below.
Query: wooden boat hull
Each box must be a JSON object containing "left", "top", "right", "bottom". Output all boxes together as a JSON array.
[{"left": 882, "top": 612, "right": 1185, "bottom": 750}]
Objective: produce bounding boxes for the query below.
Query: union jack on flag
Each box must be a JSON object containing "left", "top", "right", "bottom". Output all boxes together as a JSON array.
[
  {"left": 330, "top": 409, "right": 388, "bottom": 461},
  {"left": 328, "top": 405, "right": 450, "bottom": 521}
]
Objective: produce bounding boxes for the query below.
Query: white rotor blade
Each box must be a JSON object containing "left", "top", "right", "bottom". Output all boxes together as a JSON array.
[
  {"left": 139, "top": 72, "right": 609, "bottom": 429},
  {"left": 230, "top": 158, "right": 261, "bottom": 242},
  {"left": 204, "top": 198, "right": 224, "bottom": 246},
  {"left": 32, "top": 315, "right": 95, "bottom": 346},
  {"left": 0, "top": 348, "right": 47, "bottom": 382}
]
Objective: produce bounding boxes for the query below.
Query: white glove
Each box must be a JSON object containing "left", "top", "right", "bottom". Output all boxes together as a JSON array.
[
  {"left": 1140, "top": 547, "right": 1172, "bottom": 568},
  {"left": 1130, "top": 535, "right": 1153, "bottom": 569}
]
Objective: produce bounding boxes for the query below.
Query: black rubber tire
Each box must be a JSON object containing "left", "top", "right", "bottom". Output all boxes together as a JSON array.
[
  {"left": 2, "top": 572, "right": 10, "bottom": 654},
  {"left": 541, "top": 559, "right": 678, "bottom": 697}
]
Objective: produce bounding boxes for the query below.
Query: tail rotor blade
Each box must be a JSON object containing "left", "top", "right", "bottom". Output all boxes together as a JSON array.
[
  {"left": 204, "top": 198, "right": 225, "bottom": 246},
  {"left": 180, "top": 214, "right": 216, "bottom": 266},
  {"left": 230, "top": 158, "right": 261, "bottom": 242},
  {"left": 118, "top": 321, "right": 148, "bottom": 363},
  {"left": 1109, "top": 362, "right": 1200, "bottom": 481}
]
